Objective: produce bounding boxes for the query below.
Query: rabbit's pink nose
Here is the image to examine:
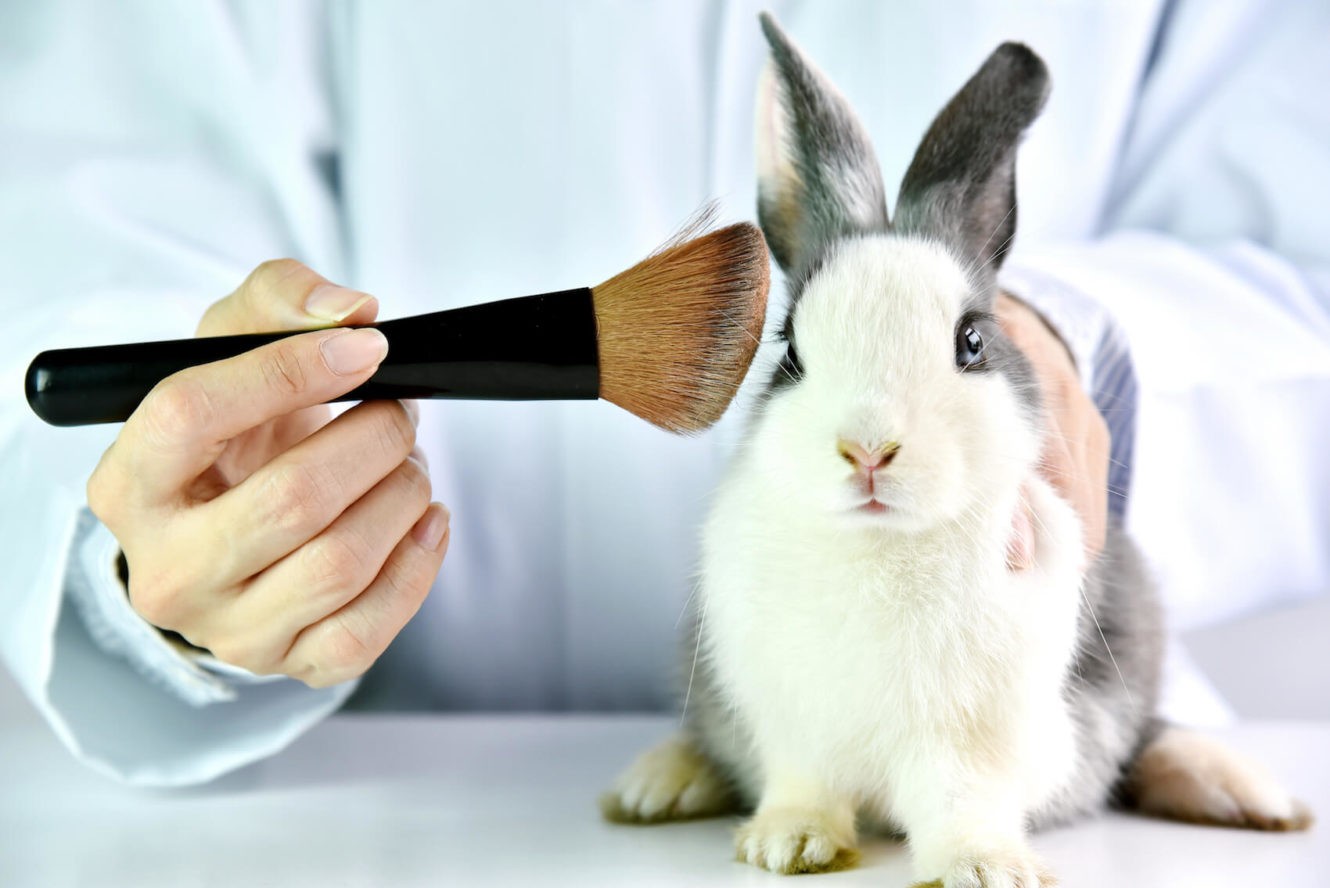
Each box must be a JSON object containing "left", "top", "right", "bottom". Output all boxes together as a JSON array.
[{"left": 837, "top": 440, "right": 900, "bottom": 471}]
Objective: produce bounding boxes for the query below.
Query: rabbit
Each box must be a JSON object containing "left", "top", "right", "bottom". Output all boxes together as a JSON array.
[{"left": 601, "top": 12, "right": 1312, "bottom": 887}]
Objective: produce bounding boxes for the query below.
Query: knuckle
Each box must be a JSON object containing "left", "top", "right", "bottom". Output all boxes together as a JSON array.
[
  {"left": 303, "top": 534, "right": 370, "bottom": 591},
  {"left": 142, "top": 375, "right": 213, "bottom": 445},
  {"left": 248, "top": 258, "right": 306, "bottom": 292},
  {"left": 327, "top": 621, "right": 377, "bottom": 672},
  {"left": 259, "top": 342, "right": 310, "bottom": 396},
  {"left": 262, "top": 464, "right": 333, "bottom": 537},
  {"left": 85, "top": 474, "right": 107, "bottom": 518},
  {"left": 304, "top": 621, "right": 377, "bottom": 688},
  {"left": 207, "top": 259, "right": 315, "bottom": 335},
  {"left": 381, "top": 540, "right": 434, "bottom": 601},
  {"left": 395, "top": 455, "right": 432, "bottom": 502},
  {"left": 126, "top": 571, "right": 186, "bottom": 630},
  {"left": 85, "top": 460, "right": 121, "bottom": 521},
  {"left": 371, "top": 402, "right": 417, "bottom": 459}
]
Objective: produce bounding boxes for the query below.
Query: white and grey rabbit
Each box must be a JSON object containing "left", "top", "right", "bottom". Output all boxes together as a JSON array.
[{"left": 602, "top": 13, "right": 1311, "bottom": 887}]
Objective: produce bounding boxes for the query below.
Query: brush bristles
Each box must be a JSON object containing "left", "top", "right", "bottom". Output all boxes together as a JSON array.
[{"left": 592, "top": 220, "right": 771, "bottom": 434}]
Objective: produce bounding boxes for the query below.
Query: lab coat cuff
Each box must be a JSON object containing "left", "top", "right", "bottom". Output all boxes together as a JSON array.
[{"left": 65, "top": 508, "right": 242, "bottom": 706}]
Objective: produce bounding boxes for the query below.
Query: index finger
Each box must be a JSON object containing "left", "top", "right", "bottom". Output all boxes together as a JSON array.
[{"left": 120, "top": 326, "right": 389, "bottom": 502}]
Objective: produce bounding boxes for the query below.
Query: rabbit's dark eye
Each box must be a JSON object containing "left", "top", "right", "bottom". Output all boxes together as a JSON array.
[
  {"left": 955, "top": 322, "right": 986, "bottom": 370},
  {"left": 781, "top": 314, "right": 804, "bottom": 375},
  {"left": 768, "top": 315, "right": 804, "bottom": 392},
  {"left": 785, "top": 341, "right": 804, "bottom": 375}
]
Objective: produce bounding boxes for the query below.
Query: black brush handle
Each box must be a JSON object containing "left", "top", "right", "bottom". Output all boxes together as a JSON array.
[{"left": 26, "top": 289, "right": 600, "bottom": 426}]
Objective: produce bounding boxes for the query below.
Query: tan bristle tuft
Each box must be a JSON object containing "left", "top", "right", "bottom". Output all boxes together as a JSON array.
[{"left": 592, "top": 217, "right": 771, "bottom": 434}]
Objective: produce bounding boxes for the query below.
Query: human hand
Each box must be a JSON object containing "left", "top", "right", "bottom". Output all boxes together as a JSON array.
[
  {"left": 997, "top": 292, "right": 1109, "bottom": 570},
  {"left": 86, "top": 260, "right": 450, "bottom": 687}
]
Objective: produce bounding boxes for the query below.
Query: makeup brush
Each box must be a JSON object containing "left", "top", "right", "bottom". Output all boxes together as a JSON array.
[{"left": 25, "top": 221, "right": 771, "bottom": 434}]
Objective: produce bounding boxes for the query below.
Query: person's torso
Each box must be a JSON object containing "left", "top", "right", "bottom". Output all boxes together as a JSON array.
[{"left": 332, "top": 0, "right": 1165, "bottom": 710}]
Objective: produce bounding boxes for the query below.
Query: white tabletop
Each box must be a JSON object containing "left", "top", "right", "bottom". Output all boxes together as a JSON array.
[{"left": 1, "top": 686, "right": 1326, "bottom": 888}]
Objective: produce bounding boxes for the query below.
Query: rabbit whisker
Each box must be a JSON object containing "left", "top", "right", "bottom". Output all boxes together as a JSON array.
[
  {"left": 680, "top": 584, "right": 708, "bottom": 725},
  {"left": 1080, "top": 585, "right": 1137, "bottom": 715}
]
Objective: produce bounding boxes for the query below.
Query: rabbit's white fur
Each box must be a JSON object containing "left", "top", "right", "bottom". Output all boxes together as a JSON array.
[
  {"left": 698, "top": 238, "right": 1082, "bottom": 879},
  {"left": 603, "top": 14, "right": 1309, "bottom": 885}
]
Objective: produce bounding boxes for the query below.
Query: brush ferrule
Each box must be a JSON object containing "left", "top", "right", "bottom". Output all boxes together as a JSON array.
[{"left": 353, "top": 287, "right": 600, "bottom": 401}]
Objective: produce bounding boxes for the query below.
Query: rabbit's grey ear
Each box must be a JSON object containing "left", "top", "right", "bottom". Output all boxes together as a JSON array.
[
  {"left": 895, "top": 43, "right": 1049, "bottom": 280},
  {"left": 755, "top": 13, "right": 889, "bottom": 285}
]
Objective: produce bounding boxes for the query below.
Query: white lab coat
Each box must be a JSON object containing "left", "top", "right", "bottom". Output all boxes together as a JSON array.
[{"left": 1, "top": 0, "right": 1327, "bottom": 785}]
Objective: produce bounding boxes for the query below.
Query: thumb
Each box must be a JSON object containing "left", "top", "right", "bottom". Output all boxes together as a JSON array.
[{"left": 197, "top": 258, "right": 380, "bottom": 337}]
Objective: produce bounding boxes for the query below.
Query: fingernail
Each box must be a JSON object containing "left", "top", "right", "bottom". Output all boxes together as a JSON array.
[
  {"left": 402, "top": 399, "right": 420, "bottom": 427},
  {"left": 408, "top": 445, "right": 429, "bottom": 470},
  {"left": 321, "top": 328, "right": 388, "bottom": 375},
  {"left": 306, "top": 284, "right": 373, "bottom": 322},
  {"left": 413, "top": 503, "right": 450, "bottom": 550}
]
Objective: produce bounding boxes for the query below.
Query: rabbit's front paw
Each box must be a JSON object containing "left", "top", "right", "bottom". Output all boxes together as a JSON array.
[
  {"left": 912, "top": 847, "right": 1054, "bottom": 888},
  {"left": 600, "top": 735, "right": 734, "bottom": 823},
  {"left": 735, "top": 806, "right": 859, "bottom": 874}
]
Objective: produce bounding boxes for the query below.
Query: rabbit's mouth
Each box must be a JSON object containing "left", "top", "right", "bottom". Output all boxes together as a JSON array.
[
  {"left": 846, "top": 471, "right": 899, "bottom": 516},
  {"left": 842, "top": 495, "right": 918, "bottom": 529}
]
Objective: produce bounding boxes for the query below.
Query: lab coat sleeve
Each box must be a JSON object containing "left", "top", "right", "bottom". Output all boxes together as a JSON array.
[
  {"left": 0, "top": 2, "right": 356, "bottom": 785},
  {"left": 1004, "top": 0, "right": 1330, "bottom": 726}
]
